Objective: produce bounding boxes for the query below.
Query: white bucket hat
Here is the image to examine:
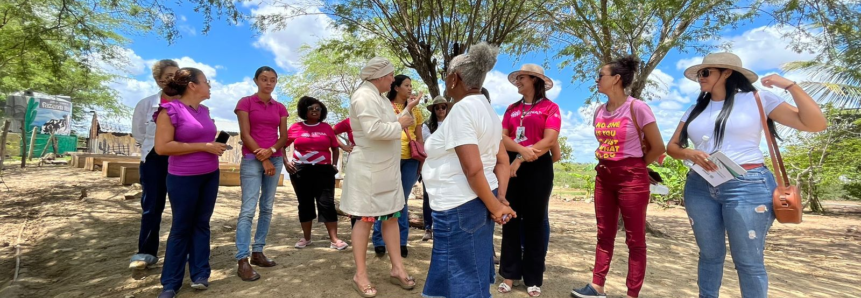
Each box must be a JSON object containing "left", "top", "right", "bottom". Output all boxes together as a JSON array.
[
  {"left": 683, "top": 53, "right": 758, "bottom": 83},
  {"left": 508, "top": 64, "right": 553, "bottom": 90}
]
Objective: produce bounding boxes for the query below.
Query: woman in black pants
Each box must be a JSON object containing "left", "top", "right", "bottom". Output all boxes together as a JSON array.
[{"left": 498, "top": 64, "right": 561, "bottom": 297}]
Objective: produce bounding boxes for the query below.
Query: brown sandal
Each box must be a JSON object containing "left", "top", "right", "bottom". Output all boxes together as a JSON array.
[
  {"left": 389, "top": 275, "right": 416, "bottom": 290},
  {"left": 352, "top": 279, "right": 376, "bottom": 297}
]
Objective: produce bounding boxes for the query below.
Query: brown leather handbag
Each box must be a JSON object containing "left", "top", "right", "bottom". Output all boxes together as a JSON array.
[{"left": 754, "top": 92, "right": 802, "bottom": 224}]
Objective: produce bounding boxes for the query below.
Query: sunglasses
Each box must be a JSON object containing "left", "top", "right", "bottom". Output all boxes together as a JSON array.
[
  {"left": 308, "top": 106, "right": 322, "bottom": 112},
  {"left": 434, "top": 105, "right": 447, "bottom": 111},
  {"left": 697, "top": 68, "right": 722, "bottom": 78},
  {"left": 596, "top": 73, "right": 614, "bottom": 81}
]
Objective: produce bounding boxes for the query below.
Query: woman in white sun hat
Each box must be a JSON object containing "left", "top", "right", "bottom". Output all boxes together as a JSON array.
[
  {"left": 665, "top": 52, "right": 825, "bottom": 298},
  {"left": 497, "top": 63, "right": 561, "bottom": 297}
]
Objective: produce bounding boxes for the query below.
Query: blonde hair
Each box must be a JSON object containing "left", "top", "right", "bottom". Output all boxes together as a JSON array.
[{"left": 151, "top": 59, "right": 179, "bottom": 80}]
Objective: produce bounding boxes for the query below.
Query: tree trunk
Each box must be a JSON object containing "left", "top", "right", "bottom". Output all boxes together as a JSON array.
[{"left": 0, "top": 120, "right": 10, "bottom": 167}]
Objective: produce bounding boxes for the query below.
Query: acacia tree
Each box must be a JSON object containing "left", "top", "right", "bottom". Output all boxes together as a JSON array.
[
  {"left": 540, "top": 0, "right": 758, "bottom": 101},
  {"left": 0, "top": 0, "right": 241, "bottom": 118},
  {"left": 256, "top": 0, "right": 547, "bottom": 98}
]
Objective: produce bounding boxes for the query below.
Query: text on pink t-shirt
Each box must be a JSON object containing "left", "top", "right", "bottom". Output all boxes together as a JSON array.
[
  {"left": 333, "top": 118, "right": 354, "bottom": 145},
  {"left": 234, "top": 94, "right": 289, "bottom": 156},
  {"left": 501, "top": 99, "right": 562, "bottom": 148},
  {"left": 287, "top": 122, "right": 339, "bottom": 165},
  {"left": 593, "top": 97, "right": 656, "bottom": 161}
]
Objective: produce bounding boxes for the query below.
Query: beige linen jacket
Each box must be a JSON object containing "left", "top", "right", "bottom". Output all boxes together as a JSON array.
[{"left": 339, "top": 81, "right": 405, "bottom": 216}]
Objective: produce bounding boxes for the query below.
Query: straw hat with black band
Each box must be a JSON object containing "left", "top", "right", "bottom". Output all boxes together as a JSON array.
[
  {"left": 426, "top": 95, "right": 453, "bottom": 112},
  {"left": 683, "top": 53, "right": 758, "bottom": 83},
  {"left": 508, "top": 64, "right": 554, "bottom": 90}
]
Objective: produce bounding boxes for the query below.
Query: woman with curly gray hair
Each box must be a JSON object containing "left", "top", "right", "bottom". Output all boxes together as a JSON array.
[{"left": 421, "top": 42, "right": 516, "bottom": 298}]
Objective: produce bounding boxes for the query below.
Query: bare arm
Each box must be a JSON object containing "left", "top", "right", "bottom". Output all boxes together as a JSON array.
[
  {"left": 551, "top": 142, "right": 561, "bottom": 162},
  {"left": 642, "top": 122, "right": 666, "bottom": 165},
  {"left": 666, "top": 121, "right": 717, "bottom": 171},
  {"left": 331, "top": 146, "right": 340, "bottom": 169},
  {"left": 760, "top": 74, "right": 827, "bottom": 132},
  {"left": 455, "top": 144, "right": 515, "bottom": 223},
  {"left": 236, "top": 111, "right": 262, "bottom": 152},
  {"left": 493, "top": 141, "right": 511, "bottom": 200},
  {"left": 273, "top": 116, "right": 290, "bottom": 150},
  {"left": 528, "top": 129, "right": 559, "bottom": 158}
]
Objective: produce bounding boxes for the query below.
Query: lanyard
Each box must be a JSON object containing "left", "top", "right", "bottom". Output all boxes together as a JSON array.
[{"left": 519, "top": 98, "right": 542, "bottom": 127}]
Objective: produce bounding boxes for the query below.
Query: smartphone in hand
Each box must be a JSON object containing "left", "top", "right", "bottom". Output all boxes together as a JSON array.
[{"left": 216, "top": 131, "right": 230, "bottom": 143}]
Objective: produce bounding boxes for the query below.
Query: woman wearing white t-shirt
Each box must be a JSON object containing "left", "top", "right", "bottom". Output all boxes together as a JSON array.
[
  {"left": 420, "top": 95, "right": 451, "bottom": 241},
  {"left": 422, "top": 42, "right": 516, "bottom": 298},
  {"left": 666, "top": 53, "right": 826, "bottom": 298}
]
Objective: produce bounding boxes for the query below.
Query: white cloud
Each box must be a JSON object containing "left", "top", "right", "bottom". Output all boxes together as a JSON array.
[
  {"left": 675, "top": 57, "right": 702, "bottom": 71},
  {"left": 144, "top": 57, "right": 221, "bottom": 78},
  {"left": 249, "top": 1, "right": 338, "bottom": 70},
  {"left": 179, "top": 25, "right": 197, "bottom": 36},
  {"left": 722, "top": 25, "right": 819, "bottom": 72}
]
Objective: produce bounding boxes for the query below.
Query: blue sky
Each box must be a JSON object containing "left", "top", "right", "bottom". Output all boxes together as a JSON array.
[{"left": 106, "top": 2, "right": 818, "bottom": 162}]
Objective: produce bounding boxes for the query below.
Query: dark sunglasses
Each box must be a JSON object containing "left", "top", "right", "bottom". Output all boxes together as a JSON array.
[
  {"left": 697, "top": 68, "right": 722, "bottom": 78},
  {"left": 434, "top": 105, "right": 447, "bottom": 111},
  {"left": 308, "top": 106, "right": 322, "bottom": 112}
]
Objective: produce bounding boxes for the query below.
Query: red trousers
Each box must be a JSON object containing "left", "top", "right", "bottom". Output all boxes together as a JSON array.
[{"left": 592, "top": 157, "right": 650, "bottom": 297}]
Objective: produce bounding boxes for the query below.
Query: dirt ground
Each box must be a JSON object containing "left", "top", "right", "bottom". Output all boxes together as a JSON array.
[{"left": 1, "top": 165, "right": 860, "bottom": 298}]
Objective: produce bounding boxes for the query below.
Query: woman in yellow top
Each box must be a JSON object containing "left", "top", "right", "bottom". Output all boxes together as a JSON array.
[{"left": 372, "top": 74, "right": 423, "bottom": 259}]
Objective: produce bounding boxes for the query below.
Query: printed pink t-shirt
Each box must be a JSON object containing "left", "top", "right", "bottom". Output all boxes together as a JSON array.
[
  {"left": 593, "top": 97, "right": 656, "bottom": 161},
  {"left": 333, "top": 118, "right": 354, "bottom": 145},
  {"left": 502, "top": 99, "right": 562, "bottom": 148},
  {"left": 286, "top": 122, "right": 339, "bottom": 165},
  {"left": 234, "top": 94, "right": 289, "bottom": 157}
]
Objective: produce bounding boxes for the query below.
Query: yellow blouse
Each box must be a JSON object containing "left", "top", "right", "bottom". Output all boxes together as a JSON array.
[{"left": 393, "top": 102, "right": 424, "bottom": 159}]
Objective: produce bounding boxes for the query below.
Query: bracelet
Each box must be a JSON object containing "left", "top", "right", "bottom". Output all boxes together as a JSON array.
[
  {"left": 269, "top": 147, "right": 276, "bottom": 153},
  {"left": 784, "top": 82, "right": 797, "bottom": 91}
]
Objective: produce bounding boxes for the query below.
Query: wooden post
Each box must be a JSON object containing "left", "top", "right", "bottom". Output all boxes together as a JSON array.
[
  {"left": 39, "top": 133, "right": 54, "bottom": 158},
  {"left": 20, "top": 120, "right": 26, "bottom": 168},
  {"left": 0, "top": 120, "right": 10, "bottom": 167},
  {"left": 27, "top": 127, "right": 37, "bottom": 161}
]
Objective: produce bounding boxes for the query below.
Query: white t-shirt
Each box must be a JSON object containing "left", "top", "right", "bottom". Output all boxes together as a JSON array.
[
  {"left": 421, "top": 120, "right": 443, "bottom": 141},
  {"left": 681, "top": 90, "right": 785, "bottom": 165},
  {"left": 422, "top": 94, "right": 502, "bottom": 211}
]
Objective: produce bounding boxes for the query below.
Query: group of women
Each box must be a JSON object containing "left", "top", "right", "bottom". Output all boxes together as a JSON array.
[{"left": 129, "top": 45, "right": 826, "bottom": 298}]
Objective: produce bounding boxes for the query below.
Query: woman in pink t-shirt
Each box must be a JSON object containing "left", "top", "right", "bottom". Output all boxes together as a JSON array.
[
  {"left": 284, "top": 96, "right": 347, "bottom": 251},
  {"left": 498, "top": 64, "right": 561, "bottom": 297},
  {"left": 234, "top": 66, "right": 290, "bottom": 282},
  {"left": 571, "top": 56, "right": 665, "bottom": 298}
]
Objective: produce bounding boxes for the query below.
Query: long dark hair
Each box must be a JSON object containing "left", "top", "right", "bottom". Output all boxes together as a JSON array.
[
  {"left": 426, "top": 104, "right": 446, "bottom": 133},
  {"left": 386, "top": 75, "right": 411, "bottom": 101},
  {"left": 506, "top": 76, "right": 547, "bottom": 113},
  {"left": 680, "top": 70, "right": 780, "bottom": 149}
]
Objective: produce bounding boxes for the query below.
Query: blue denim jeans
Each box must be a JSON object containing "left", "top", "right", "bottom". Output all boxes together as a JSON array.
[
  {"left": 161, "top": 170, "right": 219, "bottom": 292},
  {"left": 684, "top": 166, "right": 777, "bottom": 298},
  {"left": 235, "top": 156, "right": 283, "bottom": 260},
  {"left": 373, "top": 159, "right": 419, "bottom": 247},
  {"left": 422, "top": 193, "right": 497, "bottom": 298}
]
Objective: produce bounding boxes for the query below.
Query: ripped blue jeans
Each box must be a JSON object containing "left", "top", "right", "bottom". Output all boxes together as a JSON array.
[{"left": 684, "top": 166, "right": 777, "bottom": 298}]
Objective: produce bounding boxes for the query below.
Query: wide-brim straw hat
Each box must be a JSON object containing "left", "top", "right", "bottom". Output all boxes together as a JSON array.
[
  {"left": 508, "top": 64, "right": 554, "bottom": 90},
  {"left": 426, "top": 95, "right": 453, "bottom": 112},
  {"left": 683, "top": 53, "right": 758, "bottom": 83}
]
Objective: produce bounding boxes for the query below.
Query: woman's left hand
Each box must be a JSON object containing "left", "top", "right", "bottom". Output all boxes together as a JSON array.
[
  {"left": 760, "top": 74, "right": 796, "bottom": 90},
  {"left": 510, "top": 159, "right": 522, "bottom": 177},
  {"left": 262, "top": 159, "right": 276, "bottom": 176}
]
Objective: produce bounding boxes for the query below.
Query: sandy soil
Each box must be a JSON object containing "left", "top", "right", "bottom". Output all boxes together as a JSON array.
[{"left": 1, "top": 164, "right": 860, "bottom": 298}]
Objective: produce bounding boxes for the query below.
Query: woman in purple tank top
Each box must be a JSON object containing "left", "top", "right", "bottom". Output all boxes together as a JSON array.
[{"left": 153, "top": 68, "right": 226, "bottom": 298}]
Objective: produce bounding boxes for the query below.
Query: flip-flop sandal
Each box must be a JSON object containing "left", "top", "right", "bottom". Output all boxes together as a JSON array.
[
  {"left": 498, "top": 282, "right": 512, "bottom": 293},
  {"left": 389, "top": 275, "right": 416, "bottom": 290},
  {"left": 527, "top": 286, "right": 541, "bottom": 297},
  {"left": 352, "top": 279, "right": 376, "bottom": 297}
]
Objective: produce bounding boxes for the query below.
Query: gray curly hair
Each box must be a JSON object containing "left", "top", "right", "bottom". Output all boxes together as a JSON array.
[{"left": 447, "top": 42, "right": 499, "bottom": 89}]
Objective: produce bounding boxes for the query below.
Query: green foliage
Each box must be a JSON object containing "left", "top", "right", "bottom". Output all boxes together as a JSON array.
[
  {"left": 558, "top": 136, "right": 574, "bottom": 163},
  {"left": 783, "top": 57, "right": 861, "bottom": 109},
  {"left": 553, "top": 162, "right": 595, "bottom": 195},
  {"left": 539, "top": 0, "right": 758, "bottom": 101},
  {"left": 648, "top": 156, "right": 689, "bottom": 206},
  {"left": 0, "top": 0, "right": 241, "bottom": 120}
]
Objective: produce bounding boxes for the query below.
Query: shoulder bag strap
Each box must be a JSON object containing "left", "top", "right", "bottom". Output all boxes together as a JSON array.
[
  {"left": 754, "top": 91, "right": 790, "bottom": 188},
  {"left": 630, "top": 101, "right": 648, "bottom": 156}
]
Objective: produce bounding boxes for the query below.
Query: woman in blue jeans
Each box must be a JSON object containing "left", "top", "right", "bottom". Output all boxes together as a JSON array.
[
  {"left": 372, "top": 74, "right": 423, "bottom": 258},
  {"left": 667, "top": 53, "right": 825, "bottom": 298},
  {"left": 154, "top": 68, "right": 226, "bottom": 298},
  {"left": 233, "top": 66, "right": 290, "bottom": 281}
]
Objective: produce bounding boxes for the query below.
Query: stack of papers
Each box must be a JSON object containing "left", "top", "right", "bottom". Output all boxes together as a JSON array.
[{"left": 690, "top": 151, "right": 747, "bottom": 186}]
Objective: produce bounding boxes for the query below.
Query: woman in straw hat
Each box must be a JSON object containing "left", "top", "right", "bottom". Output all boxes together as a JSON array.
[
  {"left": 571, "top": 55, "right": 665, "bottom": 298},
  {"left": 666, "top": 52, "right": 825, "bottom": 298},
  {"left": 421, "top": 41, "right": 516, "bottom": 298},
  {"left": 497, "top": 63, "right": 561, "bottom": 297},
  {"left": 341, "top": 57, "right": 419, "bottom": 297},
  {"left": 419, "top": 95, "right": 451, "bottom": 241}
]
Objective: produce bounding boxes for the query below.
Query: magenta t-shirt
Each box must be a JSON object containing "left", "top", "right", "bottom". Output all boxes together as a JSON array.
[
  {"left": 287, "top": 122, "right": 339, "bottom": 165},
  {"left": 593, "top": 97, "right": 656, "bottom": 161},
  {"left": 154, "top": 100, "right": 219, "bottom": 176},
  {"left": 234, "top": 94, "right": 289, "bottom": 156},
  {"left": 502, "top": 99, "right": 562, "bottom": 148},
  {"left": 333, "top": 118, "right": 354, "bottom": 145}
]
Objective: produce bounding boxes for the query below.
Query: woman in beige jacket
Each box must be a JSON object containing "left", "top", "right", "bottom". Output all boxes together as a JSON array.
[{"left": 341, "top": 57, "right": 418, "bottom": 297}]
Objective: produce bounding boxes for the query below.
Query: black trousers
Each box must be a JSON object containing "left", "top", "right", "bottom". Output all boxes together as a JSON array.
[
  {"left": 289, "top": 164, "right": 338, "bottom": 223},
  {"left": 137, "top": 150, "right": 169, "bottom": 256},
  {"left": 499, "top": 153, "right": 553, "bottom": 287}
]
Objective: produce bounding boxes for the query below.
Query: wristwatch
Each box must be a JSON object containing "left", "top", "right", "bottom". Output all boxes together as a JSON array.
[
  {"left": 269, "top": 147, "right": 276, "bottom": 153},
  {"left": 516, "top": 154, "right": 523, "bottom": 160}
]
